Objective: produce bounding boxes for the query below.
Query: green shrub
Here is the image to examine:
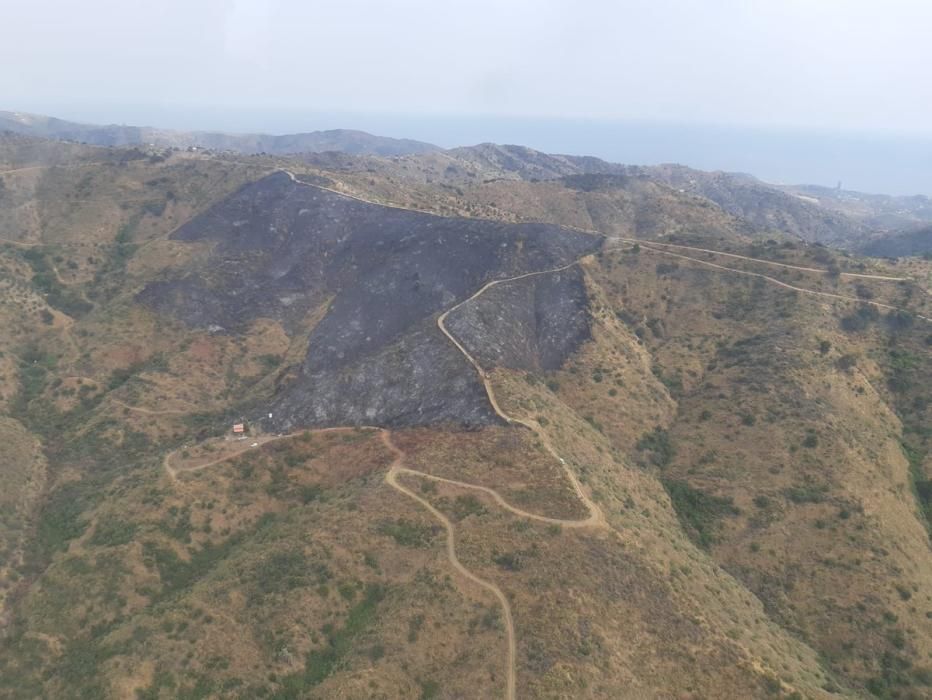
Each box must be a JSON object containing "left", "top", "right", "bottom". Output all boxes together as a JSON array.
[
  {"left": 299, "top": 485, "right": 322, "bottom": 504},
  {"left": 783, "top": 483, "right": 828, "bottom": 504},
  {"left": 419, "top": 679, "right": 441, "bottom": 699},
  {"left": 636, "top": 427, "right": 675, "bottom": 467},
  {"left": 662, "top": 479, "right": 739, "bottom": 549},
  {"left": 274, "top": 585, "right": 385, "bottom": 698},
  {"left": 836, "top": 354, "right": 858, "bottom": 371},
  {"left": 144, "top": 536, "right": 241, "bottom": 598},
  {"left": 840, "top": 304, "right": 879, "bottom": 332},
  {"left": 886, "top": 310, "right": 915, "bottom": 332},
  {"left": 250, "top": 550, "right": 330, "bottom": 602},
  {"left": 21, "top": 248, "right": 92, "bottom": 317},
  {"left": 258, "top": 354, "right": 282, "bottom": 371},
  {"left": 492, "top": 551, "right": 523, "bottom": 571},
  {"left": 89, "top": 517, "right": 138, "bottom": 547},
  {"left": 450, "top": 495, "right": 485, "bottom": 520},
  {"left": 753, "top": 495, "right": 772, "bottom": 509},
  {"left": 377, "top": 518, "right": 437, "bottom": 547},
  {"left": 36, "top": 483, "right": 92, "bottom": 560}
]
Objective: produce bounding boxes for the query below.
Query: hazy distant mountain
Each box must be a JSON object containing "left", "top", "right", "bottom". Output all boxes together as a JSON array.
[
  {"left": 438, "top": 144, "right": 872, "bottom": 245},
  {"left": 3, "top": 110, "right": 917, "bottom": 249},
  {"left": 444, "top": 143, "right": 617, "bottom": 180},
  {"left": 777, "top": 184, "right": 932, "bottom": 230},
  {"left": 859, "top": 225, "right": 932, "bottom": 257},
  {"left": 443, "top": 144, "right": 932, "bottom": 251},
  {"left": 0, "top": 110, "right": 440, "bottom": 157},
  {"left": 619, "top": 163, "right": 876, "bottom": 245}
]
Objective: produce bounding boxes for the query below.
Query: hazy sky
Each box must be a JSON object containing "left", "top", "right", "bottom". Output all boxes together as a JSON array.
[
  {"left": 3, "top": 0, "right": 932, "bottom": 134},
  {"left": 2, "top": 1, "right": 932, "bottom": 194}
]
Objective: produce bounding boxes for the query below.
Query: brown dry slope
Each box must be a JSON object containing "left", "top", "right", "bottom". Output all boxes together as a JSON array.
[{"left": 577, "top": 243, "right": 932, "bottom": 696}]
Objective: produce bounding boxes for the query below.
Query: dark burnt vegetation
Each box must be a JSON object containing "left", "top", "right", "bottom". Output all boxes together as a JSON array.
[{"left": 139, "top": 172, "right": 601, "bottom": 431}]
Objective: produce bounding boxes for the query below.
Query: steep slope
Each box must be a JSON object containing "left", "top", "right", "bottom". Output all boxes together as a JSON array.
[
  {"left": 581, "top": 242, "right": 932, "bottom": 696},
  {"left": 445, "top": 143, "right": 617, "bottom": 181},
  {"left": 292, "top": 151, "right": 762, "bottom": 244}
]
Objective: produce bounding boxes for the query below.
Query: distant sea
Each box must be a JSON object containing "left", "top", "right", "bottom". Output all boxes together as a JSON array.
[{"left": 25, "top": 104, "right": 932, "bottom": 196}]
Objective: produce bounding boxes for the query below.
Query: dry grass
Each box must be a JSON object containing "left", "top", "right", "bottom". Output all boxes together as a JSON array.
[{"left": 392, "top": 426, "right": 589, "bottom": 521}]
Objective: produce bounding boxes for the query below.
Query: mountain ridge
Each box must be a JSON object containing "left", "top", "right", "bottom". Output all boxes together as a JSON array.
[
  {"left": 0, "top": 109, "right": 440, "bottom": 157},
  {"left": 4, "top": 109, "right": 930, "bottom": 253}
]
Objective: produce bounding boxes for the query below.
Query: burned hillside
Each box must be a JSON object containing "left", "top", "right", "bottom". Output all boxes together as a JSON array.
[
  {"left": 139, "top": 171, "right": 602, "bottom": 428},
  {"left": 444, "top": 266, "right": 592, "bottom": 373}
]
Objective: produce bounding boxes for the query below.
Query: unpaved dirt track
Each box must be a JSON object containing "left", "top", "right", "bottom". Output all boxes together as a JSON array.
[
  {"left": 162, "top": 427, "right": 375, "bottom": 483},
  {"left": 0, "top": 162, "right": 106, "bottom": 177},
  {"left": 282, "top": 169, "right": 446, "bottom": 218},
  {"left": 163, "top": 174, "right": 928, "bottom": 699},
  {"left": 111, "top": 398, "right": 194, "bottom": 416},
  {"left": 608, "top": 236, "right": 912, "bottom": 281},
  {"left": 0, "top": 165, "right": 55, "bottom": 176},
  {"left": 163, "top": 436, "right": 278, "bottom": 482},
  {"left": 163, "top": 424, "right": 521, "bottom": 699},
  {"left": 282, "top": 166, "right": 922, "bottom": 319},
  {"left": 394, "top": 467, "right": 594, "bottom": 528},
  {"left": 625, "top": 241, "right": 932, "bottom": 324},
  {"left": 437, "top": 262, "right": 608, "bottom": 530},
  {"left": 382, "top": 431, "right": 517, "bottom": 700}
]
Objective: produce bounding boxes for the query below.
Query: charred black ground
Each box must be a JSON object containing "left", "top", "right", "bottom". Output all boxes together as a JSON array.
[
  {"left": 444, "top": 266, "right": 592, "bottom": 373},
  {"left": 139, "top": 171, "right": 602, "bottom": 428}
]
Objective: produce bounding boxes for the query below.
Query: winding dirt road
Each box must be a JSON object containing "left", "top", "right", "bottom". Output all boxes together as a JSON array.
[
  {"left": 0, "top": 165, "right": 55, "bottom": 176},
  {"left": 111, "top": 398, "right": 195, "bottom": 416},
  {"left": 622, "top": 241, "right": 932, "bottom": 323},
  {"left": 160, "top": 421, "right": 524, "bottom": 697},
  {"left": 437, "top": 268, "right": 607, "bottom": 530},
  {"left": 381, "top": 431, "right": 517, "bottom": 700},
  {"left": 162, "top": 427, "right": 374, "bottom": 483},
  {"left": 608, "top": 236, "right": 912, "bottom": 281},
  {"left": 393, "top": 467, "right": 591, "bottom": 528}
]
